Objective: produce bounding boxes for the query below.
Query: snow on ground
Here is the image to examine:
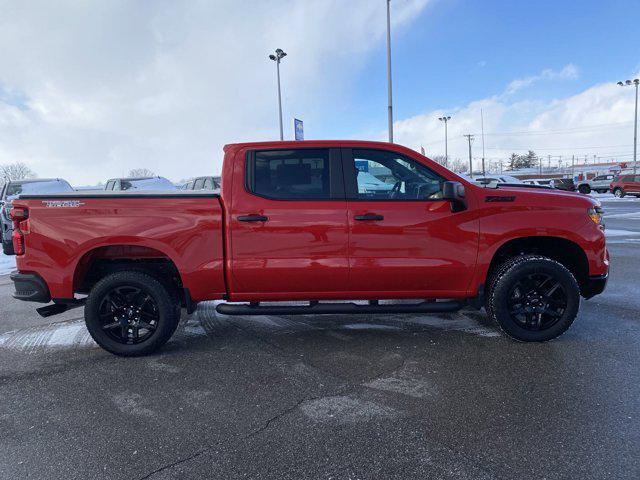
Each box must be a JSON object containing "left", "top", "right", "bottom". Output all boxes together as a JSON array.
[
  {"left": 590, "top": 192, "right": 639, "bottom": 202},
  {"left": 0, "top": 252, "right": 16, "bottom": 275},
  {"left": 604, "top": 229, "right": 640, "bottom": 237}
]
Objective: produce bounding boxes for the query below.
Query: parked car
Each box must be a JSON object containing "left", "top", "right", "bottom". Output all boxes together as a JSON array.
[
  {"left": 181, "top": 176, "right": 220, "bottom": 191},
  {"left": 610, "top": 174, "right": 640, "bottom": 198},
  {"left": 10, "top": 140, "right": 607, "bottom": 356},
  {"left": 522, "top": 179, "right": 553, "bottom": 187},
  {"left": 0, "top": 178, "right": 74, "bottom": 255},
  {"left": 576, "top": 174, "right": 616, "bottom": 194},
  {"left": 472, "top": 175, "right": 523, "bottom": 187},
  {"left": 549, "top": 178, "right": 575, "bottom": 191},
  {"left": 104, "top": 176, "right": 176, "bottom": 191}
]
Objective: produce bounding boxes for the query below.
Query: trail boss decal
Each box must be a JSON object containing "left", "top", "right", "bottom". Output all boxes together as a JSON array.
[{"left": 42, "top": 200, "right": 85, "bottom": 208}]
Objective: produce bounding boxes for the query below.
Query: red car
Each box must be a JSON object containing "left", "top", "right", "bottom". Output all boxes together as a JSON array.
[
  {"left": 610, "top": 174, "right": 640, "bottom": 198},
  {"left": 9, "top": 140, "right": 608, "bottom": 356}
]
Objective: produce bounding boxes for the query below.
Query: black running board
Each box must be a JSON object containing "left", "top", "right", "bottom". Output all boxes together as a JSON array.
[
  {"left": 216, "top": 300, "right": 463, "bottom": 316},
  {"left": 37, "top": 299, "right": 85, "bottom": 318}
]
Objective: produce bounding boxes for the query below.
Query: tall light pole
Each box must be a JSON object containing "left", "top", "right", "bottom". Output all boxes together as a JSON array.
[
  {"left": 463, "top": 134, "right": 474, "bottom": 177},
  {"left": 617, "top": 79, "right": 639, "bottom": 174},
  {"left": 438, "top": 116, "right": 451, "bottom": 167},
  {"left": 269, "top": 48, "right": 287, "bottom": 141},
  {"left": 386, "top": 0, "right": 393, "bottom": 142}
]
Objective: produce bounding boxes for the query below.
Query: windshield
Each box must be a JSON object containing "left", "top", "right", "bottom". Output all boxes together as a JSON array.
[{"left": 5, "top": 180, "right": 73, "bottom": 200}]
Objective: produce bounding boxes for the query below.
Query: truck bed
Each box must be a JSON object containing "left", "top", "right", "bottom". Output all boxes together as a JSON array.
[{"left": 13, "top": 191, "right": 226, "bottom": 302}]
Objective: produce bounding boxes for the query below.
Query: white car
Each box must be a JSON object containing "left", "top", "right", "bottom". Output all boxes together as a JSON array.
[
  {"left": 472, "top": 175, "right": 523, "bottom": 187},
  {"left": 356, "top": 171, "right": 394, "bottom": 194}
]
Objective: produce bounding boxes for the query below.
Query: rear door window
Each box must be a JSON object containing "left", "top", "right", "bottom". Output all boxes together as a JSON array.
[
  {"left": 194, "top": 178, "right": 205, "bottom": 190},
  {"left": 247, "top": 149, "right": 339, "bottom": 200},
  {"left": 203, "top": 177, "right": 215, "bottom": 190}
]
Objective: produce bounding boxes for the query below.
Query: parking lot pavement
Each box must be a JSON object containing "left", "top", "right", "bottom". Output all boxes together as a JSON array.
[{"left": 0, "top": 199, "right": 639, "bottom": 479}]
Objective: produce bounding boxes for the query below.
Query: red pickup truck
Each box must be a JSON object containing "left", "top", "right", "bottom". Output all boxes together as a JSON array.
[{"left": 9, "top": 141, "right": 608, "bottom": 356}]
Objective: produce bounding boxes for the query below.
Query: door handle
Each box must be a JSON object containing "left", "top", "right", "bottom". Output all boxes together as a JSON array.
[
  {"left": 238, "top": 215, "right": 269, "bottom": 222},
  {"left": 354, "top": 214, "right": 384, "bottom": 221}
]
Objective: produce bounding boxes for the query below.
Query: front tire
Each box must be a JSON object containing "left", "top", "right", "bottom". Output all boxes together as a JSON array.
[
  {"left": 486, "top": 255, "right": 580, "bottom": 342},
  {"left": 578, "top": 184, "right": 591, "bottom": 194},
  {"left": 614, "top": 188, "right": 625, "bottom": 198},
  {"left": 85, "top": 271, "right": 181, "bottom": 356}
]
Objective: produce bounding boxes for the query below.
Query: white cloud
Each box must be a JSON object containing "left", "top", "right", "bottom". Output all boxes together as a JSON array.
[
  {"left": 392, "top": 70, "right": 639, "bottom": 173},
  {"left": 504, "top": 64, "right": 579, "bottom": 95},
  {"left": 0, "top": 0, "right": 430, "bottom": 184}
]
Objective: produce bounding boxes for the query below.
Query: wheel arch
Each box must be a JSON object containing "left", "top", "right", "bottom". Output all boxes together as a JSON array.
[
  {"left": 486, "top": 236, "right": 590, "bottom": 296},
  {"left": 73, "top": 244, "right": 185, "bottom": 300}
]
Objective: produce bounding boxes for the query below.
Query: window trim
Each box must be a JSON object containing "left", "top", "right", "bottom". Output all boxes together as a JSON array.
[
  {"left": 244, "top": 148, "right": 345, "bottom": 201},
  {"left": 341, "top": 147, "right": 446, "bottom": 202}
]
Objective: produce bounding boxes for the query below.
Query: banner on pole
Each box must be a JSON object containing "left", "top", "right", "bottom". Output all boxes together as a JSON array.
[{"left": 294, "top": 118, "right": 304, "bottom": 141}]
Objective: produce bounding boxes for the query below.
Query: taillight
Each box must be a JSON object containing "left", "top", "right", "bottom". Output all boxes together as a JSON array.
[{"left": 10, "top": 207, "right": 29, "bottom": 255}]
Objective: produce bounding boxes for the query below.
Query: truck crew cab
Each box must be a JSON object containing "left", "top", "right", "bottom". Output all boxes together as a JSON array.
[{"left": 9, "top": 141, "right": 608, "bottom": 356}]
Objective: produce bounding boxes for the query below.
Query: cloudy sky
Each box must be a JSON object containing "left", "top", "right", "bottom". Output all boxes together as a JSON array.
[{"left": 0, "top": 0, "right": 638, "bottom": 184}]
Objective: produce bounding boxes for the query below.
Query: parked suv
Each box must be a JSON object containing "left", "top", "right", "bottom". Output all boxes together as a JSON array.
[
  {"left": 549, "top": 178, "right": 575, "bottom": 191},
  {"left": 1, "top": 178, "right": 74, "bottom": 254},
  {"left": 104, "top": 176, "right": 176, "bottom": 191},
  {"left": 576, "top": 174, "right": 616, "bottom": 194},
  {"left": 181, "top": 176, "right": 220, "bottom": 191},
  {"left": 610, "top": 174, "right": 640, "bottom": 198}
]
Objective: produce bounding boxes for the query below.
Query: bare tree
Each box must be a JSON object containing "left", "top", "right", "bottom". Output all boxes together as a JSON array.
[
  {"left": 449, "top": 158, "right": 469, "bottom": 173},
  {"left": 0, "top": 162, "right": 37, "bottom": 182},
  {"left": 128, "top": 168, "right": 155, "bottom": 178},
  {"left": 430, "top": 155, "right": 447, "bottom": 167}
]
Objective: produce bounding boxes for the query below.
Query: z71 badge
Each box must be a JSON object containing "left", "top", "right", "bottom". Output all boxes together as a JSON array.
[{"left": 42, "top": 200, "right": 85, "bottom": 208}]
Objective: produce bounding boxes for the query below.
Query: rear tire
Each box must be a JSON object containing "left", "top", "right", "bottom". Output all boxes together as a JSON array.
[
  {"left": 85, "top": 271, "right": 181, "bottom": 356},
  {"left": 2, "top": 239, "right": 14, "bottom": 256},
  {"left": 578, "top": 184, "right": 591, "bottom": 194},
  {"left": 486, "top": 255, "right": 580, "bottom": 342}
]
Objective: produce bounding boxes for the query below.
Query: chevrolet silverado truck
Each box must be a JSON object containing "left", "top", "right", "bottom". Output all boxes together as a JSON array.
[{"left": 9, "top": 141, "right": 608, "bottom": 356}]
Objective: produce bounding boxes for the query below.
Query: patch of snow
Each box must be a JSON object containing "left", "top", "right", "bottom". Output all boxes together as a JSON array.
[
  {"left": 604, "top": 229, "right": 640, "bottom": 237},
  {"left": 0, "top": 252, "right": 16, "bottom": 275}
]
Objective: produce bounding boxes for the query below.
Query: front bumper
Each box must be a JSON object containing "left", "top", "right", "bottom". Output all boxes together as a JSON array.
[
  {"left": 10, "top": 271, "right": 51, "bottom": 303},
  {"left": 582, "top": 273, "right": 608, "bottom": 299}
]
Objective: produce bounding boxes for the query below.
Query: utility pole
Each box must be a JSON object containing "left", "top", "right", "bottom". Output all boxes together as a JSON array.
[
  {"left": 463, "top": 134, "right": 474, "bottom": 177},
  {"left": 481, "top": 108, "right": 486, "bottom": 177},
  {"left": 548, "top": 155, "right": 551, "bottom": 170},
  {"left": 269, "top": 48, "right": 287, "bottom": 140},
  {"left": 539, "top": 155, "right": 542, "bottom": 175},
  {"left": 438, "top": 116, "right": 451, "bottom": 167},
  {"left": 617, "top": 79, "right": 639, "bottom": 174},
  {"left": 386, "top": 0, "right": 393, "bottom": 143},
  {"left": 571, "top": 154, "right": 575, "bottom": 179}
]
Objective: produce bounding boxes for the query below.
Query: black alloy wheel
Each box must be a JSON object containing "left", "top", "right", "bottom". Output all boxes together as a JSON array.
[
  {"left": 506, "top": 273, "right": 567, "bottom": 331},
  {"left": 99, "top": 285, "right": 159, "bottom": 345}
]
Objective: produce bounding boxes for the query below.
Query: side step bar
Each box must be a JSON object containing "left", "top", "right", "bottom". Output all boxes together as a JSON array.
[
  {"left": 36, "top": 299, "right": 85, "bottom": 318},
  {"left": 216, "top": 300, "right": 463, "bottom": 316}
]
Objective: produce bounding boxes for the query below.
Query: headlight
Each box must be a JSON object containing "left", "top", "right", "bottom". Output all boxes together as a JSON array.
[{"left": 588, "top": 206, "right": 604, "bottom": 229}]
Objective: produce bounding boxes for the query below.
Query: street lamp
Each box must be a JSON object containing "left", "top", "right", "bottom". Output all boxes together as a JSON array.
[
  {"left": 438, "top": 116, "right": 451, "bottom": 167},
  {"left": 386, "top": 0, "right": 393, "bottom": 143},
  {"left": 617, "top": 78, "right": 639, "bottom": 174},
  {"left": 269, "top": 48, "right": 287, "bottom": 141}
]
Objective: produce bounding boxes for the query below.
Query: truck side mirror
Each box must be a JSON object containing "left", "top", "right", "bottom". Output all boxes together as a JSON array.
[{"left": 441, "top": 181, "right": 466, "bottom": 212}]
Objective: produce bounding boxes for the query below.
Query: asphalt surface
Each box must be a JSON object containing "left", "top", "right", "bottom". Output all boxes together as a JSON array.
[{"left": 0, "top": 197, "right": 639, "bottom": 480}]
